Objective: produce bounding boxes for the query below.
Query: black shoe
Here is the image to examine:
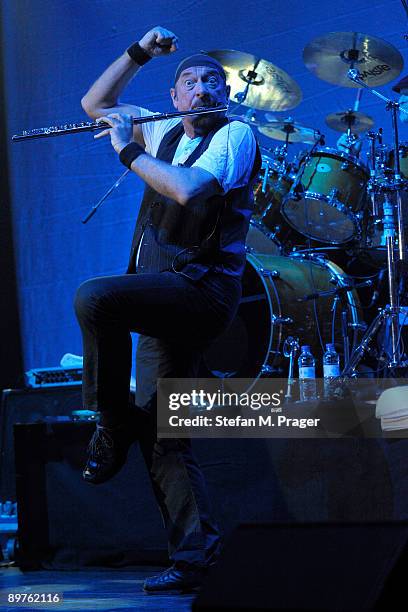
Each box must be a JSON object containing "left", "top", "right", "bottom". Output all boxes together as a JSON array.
[
  {"left": 143, "top": 564, "right": 206, "bottom": 593},
  {"left": 82, "top": 423, "right": 135, "bottom": 485}
]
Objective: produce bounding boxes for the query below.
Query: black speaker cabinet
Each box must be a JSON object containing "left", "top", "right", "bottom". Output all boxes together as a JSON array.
[
  {"left": 194, "top": 522, "right": 408, "bottom": 611},
  {"left": 10, "top": 410, "right": 408, "bottom": 572},
  {"left": 14, "top": 421, "right": 168, "bottom": 569},
  {"left": 1, "top": 386, "right": 84, "bottom": 501}
]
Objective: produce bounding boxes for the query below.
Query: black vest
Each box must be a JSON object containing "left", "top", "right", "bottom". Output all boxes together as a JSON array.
[{"left": 126, "top": 119, "right": 261, "bottom": 280}]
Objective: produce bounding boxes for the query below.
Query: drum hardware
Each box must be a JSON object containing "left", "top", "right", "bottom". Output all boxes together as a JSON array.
[
  {"left": 349, "top": 322, "right": 368, "bottom": 331},
  {"left": 260, "top": 269, "right": 280, "bottom": 278},
  {"left": 341, "top": 309, "right": 350, "bottom": 367},
  {"left": 326, "top": 106, "right": 373, "bottom": 160},
  {"left": 328, "top": 188, "right": 339, "bottom": 205},
  {"left": 291, "top": 250, "right": 328, "bottom": 260},
  {"left": 283, "top": 336, "right": 300, "bottom": 400},
  {"left": 250, "top": 153, "right": 303, "bottom": 250},
  {"left": 340, "top": 69, "right": 408, "bottom": 374},
  {"left": 234, "top": 58, "right": 262, "bottom": 105},
  {"left": 271, "top": 315, "right": 293, "bottom": 325},
  {"left": 206, "top": 49, "right": 302, "bottom": 111},
  {"left": 261, "top": 158, "right": 272, "bottom": 193},
  {"left": 367, "top": 130, "right": 383, "bottom": 217},
  {"left": 303, "top": 31, "right": 403, "bottom": 88},
  {"left": 281, "top": 133, "right": 324, "bottom": 206},
  {"left": 296, "top": 279, "right": 372, "bottom": 303},
  {"left": 340, "top": 306, "right": 396, "bottom": 376}
]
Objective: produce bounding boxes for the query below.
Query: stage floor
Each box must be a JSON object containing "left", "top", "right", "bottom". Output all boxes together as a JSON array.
[{"left": 0, "top": 566, "right": 196, "bottom": 611}]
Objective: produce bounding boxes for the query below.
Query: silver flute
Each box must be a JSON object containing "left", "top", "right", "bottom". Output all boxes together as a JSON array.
[{"left": 12, "top": 105, "right": 229, "bottom": 142}]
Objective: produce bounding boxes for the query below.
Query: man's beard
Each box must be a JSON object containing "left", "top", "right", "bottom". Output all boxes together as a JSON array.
[{"left": 191, "top": 107, "right": 225, "bottom": 133}]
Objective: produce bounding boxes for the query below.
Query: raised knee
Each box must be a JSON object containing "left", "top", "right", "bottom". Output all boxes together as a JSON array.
[{"left": 74, "top": 279, "right": 104, "bottom": 319}]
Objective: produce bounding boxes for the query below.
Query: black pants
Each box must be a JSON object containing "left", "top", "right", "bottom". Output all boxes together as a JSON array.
[{"left": 74, "top": 270, "right": 241, "bottom": 567}]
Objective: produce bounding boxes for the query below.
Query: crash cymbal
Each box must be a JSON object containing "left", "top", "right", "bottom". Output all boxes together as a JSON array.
[
  {"left": 206, "top": 49, "right": 302, "bottom": 111},
  {"left": 303, "top": 31, "right": 403, "bottom": 88},
  {"left": 325, "top": 110, "right": 374, "bottom": 133},
  {"left": 258, "top": 119, "right": 322, "bottom": 144}
]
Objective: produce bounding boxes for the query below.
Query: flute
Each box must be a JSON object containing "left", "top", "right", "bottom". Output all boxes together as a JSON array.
[{"left": 11, "top": 105, "right": 229, "bottom": 142}]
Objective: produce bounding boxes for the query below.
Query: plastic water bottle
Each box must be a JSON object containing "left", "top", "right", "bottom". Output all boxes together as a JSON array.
[
  {"left": 298, "top": 345, "right": 317, "bottom": 401},
  {"left": 323, "top": 343, "right": 340, "bottom": 398}
]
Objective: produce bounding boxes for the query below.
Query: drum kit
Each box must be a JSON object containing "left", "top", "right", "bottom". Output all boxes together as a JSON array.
[{"left": 204, "top": 32, "right": 408, "bottom": 380}]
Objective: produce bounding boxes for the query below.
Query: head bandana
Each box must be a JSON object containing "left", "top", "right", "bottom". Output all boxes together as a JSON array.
[{"left": 174, "top": 54, "right": 226, "bottom": 87}]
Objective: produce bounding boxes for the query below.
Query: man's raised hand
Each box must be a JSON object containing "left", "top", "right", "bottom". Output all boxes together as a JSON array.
[{"left": 139, "top": 27, "right": 178, "bottom": 58}]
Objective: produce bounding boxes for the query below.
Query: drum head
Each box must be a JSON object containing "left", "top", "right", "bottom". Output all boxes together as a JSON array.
[
  {"left": 246, "top": 222, "right": 281, "bottom": 254},
  {"left": 202, "top": 253, "right": 362, "bottom": 381},
  {"left": 282, "top": 195, "right": 356, "bottom": 243},
  {"left": 203, "top": 259, "right": 272, "bottom": 380}
]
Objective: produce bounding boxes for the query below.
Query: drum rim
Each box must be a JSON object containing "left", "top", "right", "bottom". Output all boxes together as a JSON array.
[
  {"left": 281, "top": 192, "right": 359, "bottom": 244},
  {"left": 243, "top": 252, "right": 276, "bottom": 388},
  {"left": 302, "top": 146, "right": 369, "bottom": 174},
  {"left": 288, "top": 252, "right": 362, "bottom": 348},
  {"left": 204, "top": 252, "right": 363, "bottom": 383}
]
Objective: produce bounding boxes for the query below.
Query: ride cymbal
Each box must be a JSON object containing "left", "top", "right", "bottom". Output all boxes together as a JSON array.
[
  {"left": 325, "top": 110, "right": 374, "bottom": 133},
  {"left": 206, "top": 49, "right": 302, "bottom": 111},
  {"left": 303, "top": 31, "right": 403, "bottom": 88}
]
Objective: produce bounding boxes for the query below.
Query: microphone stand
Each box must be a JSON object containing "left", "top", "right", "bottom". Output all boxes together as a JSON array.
[
  {"left": 341, "top": 69, "right": 408, "bottom": 375},
  {"left": 82, "top": 169, "right": 130, "bottom": 224}
]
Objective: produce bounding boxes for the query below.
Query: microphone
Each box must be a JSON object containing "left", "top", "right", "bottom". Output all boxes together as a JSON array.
[
  {"left": 369, "top": 269, "right": 386, "bottom": 308},
  {"left": 297, "top": 280, "right": 373, "bottom": 302}
]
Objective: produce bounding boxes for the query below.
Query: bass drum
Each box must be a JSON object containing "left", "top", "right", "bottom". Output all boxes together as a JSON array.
[{"left": 203, "top": 253, "right": 362, "bottom": 379}]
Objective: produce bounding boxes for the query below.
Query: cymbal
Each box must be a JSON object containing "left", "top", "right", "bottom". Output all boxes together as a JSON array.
[
  {"left": 228, "top": 111, "right": 265, "bottom": 127},
  {"left": 303, "top": 31, "right": 403, "bottom": 88},
  {"left": 258, "top": 119, "right": 322, "bottom": 144},
  {"left": 325, "top": 110, "right": 374, "bottom": 133},
  {"left": 206, "top": 49, "right": 302, "bottom": 111}
]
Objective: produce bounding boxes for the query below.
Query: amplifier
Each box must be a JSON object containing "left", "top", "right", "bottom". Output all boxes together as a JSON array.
[
  {"left": 0, "top": 386, "right": 84, "bottom": 501},
  {"left": 25, "top": 366, "right": 82, "bottom": 388}
]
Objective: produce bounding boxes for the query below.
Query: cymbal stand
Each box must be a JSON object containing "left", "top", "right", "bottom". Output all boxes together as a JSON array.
[
  {"left": 233, "top": 59, "right": 261, "bottom": 106},
  {"left": 283, "top": 336, "right": 300, "bottom": 400},
  {"left": 343, "top": 110, "right": 358, "bottom": 148},
  {"left": 341, "top": 70, "right": 408, "bottom": 374},
  {"left": 366, "top": 130, "right": 381, "bottom": 217},
  {"left": 341, "top": 306, "right": 350, "bottom": 368},
  {"left": 82, "top": 169, "right": 130, "bottom": 223},
  {"left": 286, "top": 132, "right": 325, "bottom": 201}
]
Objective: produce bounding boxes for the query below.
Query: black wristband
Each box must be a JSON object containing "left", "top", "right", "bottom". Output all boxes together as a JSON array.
[
  {"left": 119, "top": 142, "right": 145, "bottom": 169},
  {"left": 126, "top": 42, "right": 152, "bottom": 66}
]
